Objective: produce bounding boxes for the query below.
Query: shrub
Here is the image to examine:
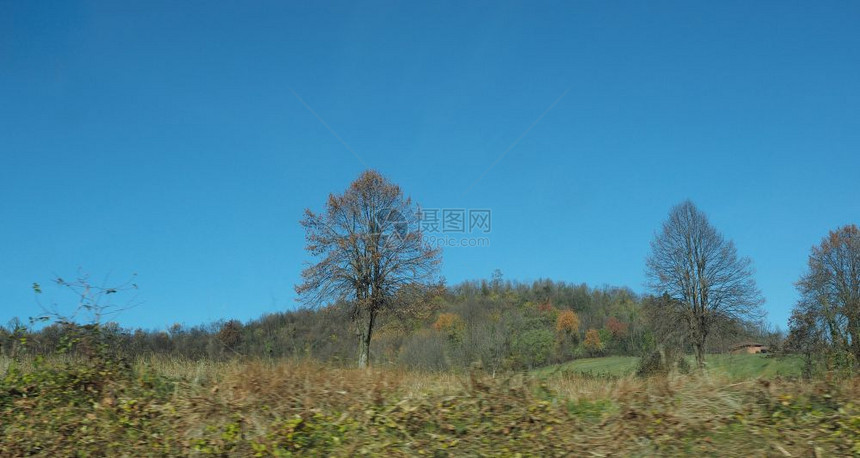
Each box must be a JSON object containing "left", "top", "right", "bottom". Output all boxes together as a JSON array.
[
  {"left": 217, "top": 320, "right": 243, "bottom": 351},
  {"left": 513, "top": 329, "right": 555, "bottom": 368},
  {"left": 636, "top": 347, "right": 687, "bottom": 377}
]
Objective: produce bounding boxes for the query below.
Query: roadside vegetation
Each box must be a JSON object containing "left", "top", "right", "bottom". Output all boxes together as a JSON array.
[{"left": 2, "top": 351, "right": 858, "bottom": 456}]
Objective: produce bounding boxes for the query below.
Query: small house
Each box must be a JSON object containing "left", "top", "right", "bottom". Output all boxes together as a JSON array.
[{"left": 730, "top": 342, "right": 768, "bottom": 354}]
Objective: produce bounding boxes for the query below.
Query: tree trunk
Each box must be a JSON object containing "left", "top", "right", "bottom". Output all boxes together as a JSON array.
[
  {"left": 802, "top": 347, "right": 814, "bottom": 379},
  {"left": 849, "top": 318, "right": 860, "bottom": 362},
  {"left": 693, "top": 341, "right": 705, "bottom": 370},
  {"left": 357, "top": 309, "right": 376, "bottom": 369},
  {"left": 693, "top": 315, "right": 708, "bottom": 370}
]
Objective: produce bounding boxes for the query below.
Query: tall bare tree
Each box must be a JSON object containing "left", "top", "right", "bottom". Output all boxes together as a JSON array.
[
  {"left": 791, "top": 224, "right": 860, "bottom": 364},
  {"left": 296, "top": 170, "right": 441, "bottom": 368},
  {"left": 646, "top": 200, "right": 764, "bottom": 369}
]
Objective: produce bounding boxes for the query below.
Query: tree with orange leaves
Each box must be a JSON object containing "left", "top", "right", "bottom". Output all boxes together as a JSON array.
[
  {"left": 583, "top": 329, "right": 603, "bottom": 354},
  {"left": 556, "top": 309, "right": 580, "bottom": 334}
]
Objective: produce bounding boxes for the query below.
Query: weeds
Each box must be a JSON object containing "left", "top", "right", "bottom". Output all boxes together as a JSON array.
[{"left": 1, "top": 354, "right": 858, "bottom": 456}]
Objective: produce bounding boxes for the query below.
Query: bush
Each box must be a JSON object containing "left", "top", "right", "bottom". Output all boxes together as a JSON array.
[
  {"left": 397, "top": 331, "right": 449, "bottom": 371},
  {"left": 636, "top": 347, "right": 687, "bottom": 377},
  {"left": 513, "top": 329, "right": 555, "bottom": 368}
]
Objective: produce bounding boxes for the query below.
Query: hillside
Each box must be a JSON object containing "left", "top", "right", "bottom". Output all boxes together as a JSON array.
[{"left": 2, "top": 279, "right": 782, "bottom": 373}]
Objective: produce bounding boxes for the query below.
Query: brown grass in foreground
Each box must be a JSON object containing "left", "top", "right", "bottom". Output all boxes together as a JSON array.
[{"left": 2, "top": 356, "right": 859, "bottom": 456}]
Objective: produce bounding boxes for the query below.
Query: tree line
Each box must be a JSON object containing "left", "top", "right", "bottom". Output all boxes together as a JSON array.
[{"left": 0, "top": 278, "right": 780, "bottom": 372}]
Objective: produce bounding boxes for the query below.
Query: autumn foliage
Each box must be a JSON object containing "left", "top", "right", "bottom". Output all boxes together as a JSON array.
[
  {"left": 584, "top": 329, "right": 602, "bottom": 353},
  {"left": 433, "top": 313, "right": 463, "bottom": 333},
  {"left": 606, "top": 317, "right": 628, "bottom": 338},
  {"left": 216, "top": 320, "right": 243, "bottom": 351},
  {"left": 555, "top": 309, "right": 580, "bottom": 334},
  {"left": 537, "top": 301, "right": 556, "bottom": 314}
]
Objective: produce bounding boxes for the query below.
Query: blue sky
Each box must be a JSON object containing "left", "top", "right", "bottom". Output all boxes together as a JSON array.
[{"left": 1, "top": 1, "right": 858, "bottom": 331}]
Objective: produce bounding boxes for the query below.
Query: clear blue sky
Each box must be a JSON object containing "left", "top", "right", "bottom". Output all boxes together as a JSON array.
[{"left": 2, "top": 1, "right": 858, "bottom": 331}]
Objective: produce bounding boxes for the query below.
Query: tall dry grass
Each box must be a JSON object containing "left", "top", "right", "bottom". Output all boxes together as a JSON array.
[
  {"left": 2, "top": 354, "right": 858, "bottom": 456},
  {"left": 155, "top": 356, "right": 860, "bottom": 455}
]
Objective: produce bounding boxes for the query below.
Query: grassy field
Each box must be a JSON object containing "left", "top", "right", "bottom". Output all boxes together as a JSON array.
[
  {"left": 535, "top": 356, "right": 642, "bottom": 377},
  {"left": 537, "top": 354, "right": 804, "bottom": 379},
  {"left": 1, "top": 354, "right": 857, "bottom": 456}
]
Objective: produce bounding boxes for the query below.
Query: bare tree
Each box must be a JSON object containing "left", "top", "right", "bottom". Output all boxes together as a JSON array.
[
  {"left": 791, "top": 224, "right": 860, "bottom": 364},
  {"left": 33, "top": 270, "right": 140, "bottom": 325},
  {"left": 645, "top": 200, "right": 764, "bottom": 369},
  {"left": 296, "top": 170, "right": 441, "bottom": 368}
]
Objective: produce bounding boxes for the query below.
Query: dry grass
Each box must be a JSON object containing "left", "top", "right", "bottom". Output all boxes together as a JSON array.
[{"left": 2, "top": 355, "right": 858, "bottom": 456}]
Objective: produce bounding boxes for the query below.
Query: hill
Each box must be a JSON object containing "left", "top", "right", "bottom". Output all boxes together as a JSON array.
[{"left": 2, "top": 278, "right": 782, "bottom": 373}]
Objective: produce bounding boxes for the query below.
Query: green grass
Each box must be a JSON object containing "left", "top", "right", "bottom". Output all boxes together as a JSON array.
[
  {"left": 535, "top": 356, "right": 640, "bottom": 377},
  {"left": 697, "top": 353, "right": 803, "bottom": 379},
  {"left": 539, "top": 353, "right": 804, "bottom": 379}
]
